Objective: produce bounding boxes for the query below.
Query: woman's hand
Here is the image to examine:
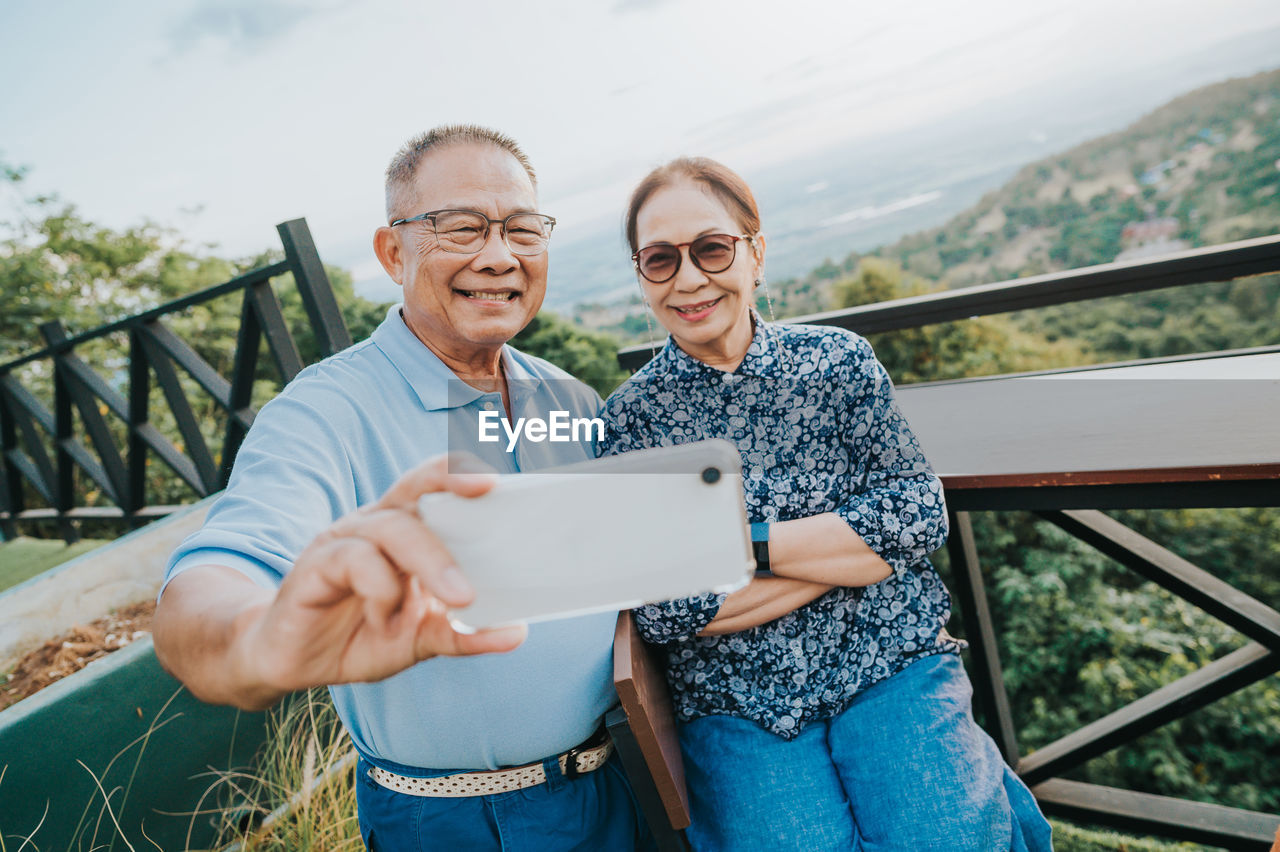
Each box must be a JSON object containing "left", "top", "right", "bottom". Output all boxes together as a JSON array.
[{"left": 697, "top": 575, "right": 834, "bottom": 636}]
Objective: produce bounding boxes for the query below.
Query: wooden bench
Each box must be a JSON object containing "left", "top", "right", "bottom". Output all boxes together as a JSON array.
[{"left": 609, "top": 610, "right": 692, "bottom": 851}]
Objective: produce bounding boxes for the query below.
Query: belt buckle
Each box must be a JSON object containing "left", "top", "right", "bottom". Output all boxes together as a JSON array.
[
  {"left": 563, "top": 744, "right": 585, "bottom": 780},
  {"left": 563, "top": 723, "right": 608, "bottom": 781}
]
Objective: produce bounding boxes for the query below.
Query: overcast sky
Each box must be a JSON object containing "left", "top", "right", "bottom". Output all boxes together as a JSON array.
[{"left": 4, "top": 0, "right": 1280, "bottom": 295}]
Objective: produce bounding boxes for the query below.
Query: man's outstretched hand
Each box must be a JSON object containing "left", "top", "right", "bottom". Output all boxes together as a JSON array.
[{"left": 154, "top": 455, "right": 526, "bottom": 710}]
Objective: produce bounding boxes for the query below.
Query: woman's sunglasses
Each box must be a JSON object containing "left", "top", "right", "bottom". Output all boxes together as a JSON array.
[{"left": 632, "top": 234, "right": 752, "bottom": 284}]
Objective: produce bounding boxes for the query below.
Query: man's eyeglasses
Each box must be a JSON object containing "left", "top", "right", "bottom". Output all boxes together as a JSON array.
[
  {"left": 390, "top": 209, "right": 556, "bottom": 256},
  {"left": 632, "top": 234, "right": 752, "bottom": 284}
]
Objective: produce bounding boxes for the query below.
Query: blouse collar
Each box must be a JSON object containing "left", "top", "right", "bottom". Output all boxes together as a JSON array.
[{"left": 655, "top": 308, "right": 780, "bottom": 380}]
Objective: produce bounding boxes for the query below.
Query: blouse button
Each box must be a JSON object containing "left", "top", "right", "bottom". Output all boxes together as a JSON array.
[{"left": 482, "top": 400, "right": 497, "bottom": 411}]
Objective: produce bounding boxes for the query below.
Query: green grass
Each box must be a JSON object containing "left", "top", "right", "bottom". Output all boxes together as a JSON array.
[
  {"left": 1051, "top": 818, "right": 1223, "bottom": 852},
  {"left": 0, "top": 536, "right": 110, "bottom": 594}
]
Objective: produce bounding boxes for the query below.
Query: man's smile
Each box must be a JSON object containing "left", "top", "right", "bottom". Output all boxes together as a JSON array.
[{"left": 456, "top": 289, "right": 520, "bottom": 303}]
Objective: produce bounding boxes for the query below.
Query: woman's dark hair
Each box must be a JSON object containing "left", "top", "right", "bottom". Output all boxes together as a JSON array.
[{"left": 624, "top": 157, "right": 761, "bottom": 253}]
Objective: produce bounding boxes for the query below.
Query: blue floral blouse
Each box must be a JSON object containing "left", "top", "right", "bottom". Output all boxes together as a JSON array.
[{"left": 598, "top": 315, "right": 963, "bottom": 739}]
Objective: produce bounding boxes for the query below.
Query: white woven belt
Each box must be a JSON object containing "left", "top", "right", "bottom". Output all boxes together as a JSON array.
[{"left": 368, "top": 739, "right": 614, "bottom": 798}]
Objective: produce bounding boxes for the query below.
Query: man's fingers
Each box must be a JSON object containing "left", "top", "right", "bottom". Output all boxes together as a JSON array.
[
  {"left": 340, "top": 545, "right": 408, "bottom": 630},
  {"left": 332, "top": 507, "right": 475, "bottom": 608},
  {"left": 454, "top": 623, "right": 528, "bottom": 655},
  {"left": 445, "top": 469, "right": 500, "bottom": 498},
  {"left": 415, "top": 617, "right": 527, "bottom": 660}
]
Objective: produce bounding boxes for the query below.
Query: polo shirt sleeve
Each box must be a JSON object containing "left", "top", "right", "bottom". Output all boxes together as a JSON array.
[
  {"left": 833, "top": 336, "right": 949, "bottom": 576},
  {"left": 162, "top": 390, "right": 358, "bottom": 595}
]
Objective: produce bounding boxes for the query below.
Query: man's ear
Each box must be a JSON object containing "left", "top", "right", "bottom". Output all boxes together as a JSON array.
[{"left": 373, "top": 226, "right": 405, "bottom": 286}]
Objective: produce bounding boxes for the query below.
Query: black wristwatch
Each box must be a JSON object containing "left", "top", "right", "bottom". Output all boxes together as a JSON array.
[
  {"left": 750, "top": 522, "right": 772, "bottom": 578},
  {"left": 752, "top": 540, "right": 772, "bottom": 577}
]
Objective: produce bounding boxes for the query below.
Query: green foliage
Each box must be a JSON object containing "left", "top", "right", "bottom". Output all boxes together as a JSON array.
[
  {"left": 937, "top": 510, "right": 1280, "bottom": 815},
  {"left": 1050, "top": 819, "right": 1216, "bottom": 852},
  {"left": 1047, "top": 194, "right": 1143, "bottom": 268},
  {"left": 511, "top": 310, "right": 629, "bottom": 397},
  {"left": 829, "top": 257, "right": 1084, "bottom": 383},
  {"left": 0, "top": 159, "right": 391, "bottom": 527},
  {"left": 1019, "top": 273, "right": 1280, "bottom": 362}
]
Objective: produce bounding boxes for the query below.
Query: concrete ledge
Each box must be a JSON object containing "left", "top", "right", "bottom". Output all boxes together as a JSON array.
[{"left": 0, "top": 496, "right": 216, "bottom": 665}]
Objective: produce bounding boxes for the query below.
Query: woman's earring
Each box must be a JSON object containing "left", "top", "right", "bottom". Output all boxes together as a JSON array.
[
  {"left": 756, "top": 273, "right": 778, "bottom": 324},
  {"left": 641, "top": 294, "right": 659, "bottom": 361}
]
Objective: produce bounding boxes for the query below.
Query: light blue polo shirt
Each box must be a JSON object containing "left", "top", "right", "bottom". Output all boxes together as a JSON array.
[{"left": 164, "top": 306, "right": 617, "bottom": 771}]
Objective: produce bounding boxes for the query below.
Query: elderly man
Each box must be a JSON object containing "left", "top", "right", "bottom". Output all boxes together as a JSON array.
[{"left": 154, "top": 126, "right": 651, "bottom": 850}]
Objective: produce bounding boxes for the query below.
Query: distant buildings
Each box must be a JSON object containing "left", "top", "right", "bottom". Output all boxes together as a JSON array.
[{"left": 1115, "top": 217, "right": 1189, "bottom": 262}]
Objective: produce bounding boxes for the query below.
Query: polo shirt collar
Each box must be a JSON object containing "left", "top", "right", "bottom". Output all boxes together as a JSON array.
[
  {"left": 656, "top": 309, "right": 778, "bottom": 379},
  {"left": 370, "top": 306, "right": 541, "bottom": 411}
]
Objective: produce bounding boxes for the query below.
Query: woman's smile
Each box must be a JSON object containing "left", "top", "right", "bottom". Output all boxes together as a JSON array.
[{"left": 669, "top": 296, "right": 724, "bottom": 321}]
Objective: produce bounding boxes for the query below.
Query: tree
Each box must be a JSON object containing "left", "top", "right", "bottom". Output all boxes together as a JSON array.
[
  {"left": 829, "top": 257, "right": 1083, "bottom": 383},
  {"left": 0, "top": 159, "right": 391, "bottom": 524},
  {"left": 511, "top": 311, "right": 629, "bottom": 398}
]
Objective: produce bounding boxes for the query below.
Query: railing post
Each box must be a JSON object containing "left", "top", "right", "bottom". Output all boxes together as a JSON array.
[
  {"left": 945, "top": 510, "right": 1019, "bottom": 766},
  {"left": 40, "top": 320, "right": 127, "bottom": 522},
  {"left": 127, "top": 326, "right": 149, "bottom": 528},
  {"left": 50, "top": 332, "right": 79, "bottom": 544},
  {"left": 0, "top": 378, "right": 20, "bottom": 541},
  {"left": 220, "top": 292, "right": 262, "bottom": 488},
  {"left": 277, "top": 218, "right": 352, "bottom": 357}
]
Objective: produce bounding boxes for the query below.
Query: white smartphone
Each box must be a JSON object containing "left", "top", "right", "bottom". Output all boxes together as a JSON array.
[{"left": 417, "top": 439, "right": 754, "bottom": 631}]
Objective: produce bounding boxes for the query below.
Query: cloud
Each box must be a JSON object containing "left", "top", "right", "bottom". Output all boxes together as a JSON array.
[{"left": 166, "top": 0, "right": 324, "bottom": 55}]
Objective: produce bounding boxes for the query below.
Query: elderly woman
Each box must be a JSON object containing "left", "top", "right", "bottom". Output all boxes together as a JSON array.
[{"left": 598, "top": 157, "right": 1052, "bottom": 852}]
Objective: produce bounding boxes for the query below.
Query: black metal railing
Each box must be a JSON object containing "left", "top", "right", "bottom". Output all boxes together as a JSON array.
[
  {"left": 0, "top": 218, "right": 351, "bottom": 541},
  {"left": 617, "top": 234, "right": 1280, "bottom": 850}
]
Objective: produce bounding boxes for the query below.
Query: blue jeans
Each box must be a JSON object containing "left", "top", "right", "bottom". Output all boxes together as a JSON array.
[
  {"left": 355, "top": 751, "right": 654, "bottom": 851},
  {"left": 678, "top": 653, "right": 1053, "bottom": 852}
]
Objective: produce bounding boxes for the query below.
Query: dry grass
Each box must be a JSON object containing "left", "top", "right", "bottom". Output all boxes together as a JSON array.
[{"left": 208, "top": 689, "right": 363, "bottom": 852}]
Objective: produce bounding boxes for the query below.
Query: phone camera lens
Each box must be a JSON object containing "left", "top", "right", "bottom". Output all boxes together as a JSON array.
[{"left": 701, "top": 466, "right": 721, "bottom": 484}]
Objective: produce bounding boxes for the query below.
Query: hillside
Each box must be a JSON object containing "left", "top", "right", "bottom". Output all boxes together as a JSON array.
[
  {"left": 759, "top": 68, "right": 1280, "bottom": 363},
  {"left": 868, "top": 67, "right": 1280, "bottom": 289}
]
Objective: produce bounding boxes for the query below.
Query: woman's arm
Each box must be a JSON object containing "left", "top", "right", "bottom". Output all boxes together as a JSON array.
[
  {"left": 697, "top": 575, "right": 834, "bottom": 636},
  {"left": 633, "top": 574, "right": 836, "bottom": 642},
  {"left": 766, "top": 513, "right": 892, "bottom": 587}
]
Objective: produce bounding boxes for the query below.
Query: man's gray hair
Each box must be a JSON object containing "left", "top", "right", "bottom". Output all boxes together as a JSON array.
[{"left": 384, "top": 124, "right": 537, "bottom": 220}]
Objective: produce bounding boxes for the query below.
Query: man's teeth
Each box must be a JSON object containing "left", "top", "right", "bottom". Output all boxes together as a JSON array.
[{"left": 460, "top": 291, "right": 514, "bottom": 301}]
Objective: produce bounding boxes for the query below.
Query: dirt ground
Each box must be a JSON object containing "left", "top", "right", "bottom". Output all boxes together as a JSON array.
[{"left": 1, "top": 600, "right": 155, "bottom": 712}]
